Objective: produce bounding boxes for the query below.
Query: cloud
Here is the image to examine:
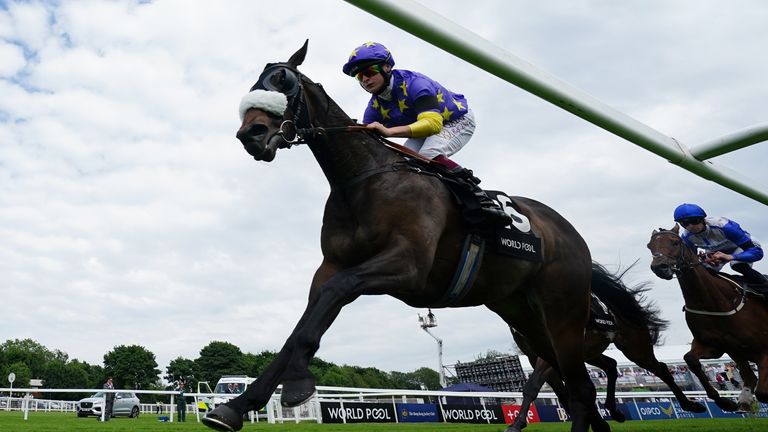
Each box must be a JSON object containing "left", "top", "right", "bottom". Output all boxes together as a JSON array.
[{"left": 1, "top": 0, "right": 766, "bottom": 381}]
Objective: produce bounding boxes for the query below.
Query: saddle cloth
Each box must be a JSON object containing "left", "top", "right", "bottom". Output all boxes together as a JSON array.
[{"left": 587, "top": 292, "right": 617, "bottom": 332}]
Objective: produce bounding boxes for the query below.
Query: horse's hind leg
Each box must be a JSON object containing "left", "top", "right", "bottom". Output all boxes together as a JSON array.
[{"left": 586, "top": 355, "right": 624, "bottom": 422}]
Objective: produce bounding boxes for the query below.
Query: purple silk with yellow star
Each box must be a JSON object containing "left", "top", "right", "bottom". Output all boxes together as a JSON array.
[{"left": 362, "top": 69, "right": 469, "bottom": 127}]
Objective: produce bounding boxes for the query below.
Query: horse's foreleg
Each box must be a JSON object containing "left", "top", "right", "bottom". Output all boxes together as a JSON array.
[
  {"left": 752, "top": 356, "right": 768, "bottom": 404},
  {"left": 730, "top": 358, "right": 757, "bottom": 411},
  {"left": 683, "top": 341, "right": 737, "bottom": 411},
  {"left": 204, "top": 270, "right": 362, "bottom": 432},
  {"left": 616, "top": 341, "right": 706, "bottom": 413},
  {"left": 278, "top": 261, "right": 343, "bottom": 406},
  {"left": 543, "top": 319, "right": 606, "bottom": 432},
  {"left": 587, "top": 355, "right": 624, "bottom": 422},
  {"left": 506, "top": 358, "right": 552, "bottom": 432}
]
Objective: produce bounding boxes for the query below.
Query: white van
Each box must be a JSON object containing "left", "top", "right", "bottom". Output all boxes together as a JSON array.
[{"left": 212, "top": 375, "right": 256, "bottom": 405}]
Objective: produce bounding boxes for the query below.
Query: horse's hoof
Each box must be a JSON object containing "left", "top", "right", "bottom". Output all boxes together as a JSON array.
[
  {"left": 202, "top": 404, "right": 243, "bottom": 432},
  {"left": 591, "top": 416, "right": 611, "bottom": 432},
  {"left": 736, "top": 402, "right": 753, "bottom": 413},
  {"left": 281, "top": 377, "right": 316, "bottom": 407},
  {"left": 683, "top": 401, "right": 707, "bottom": 413},
  {"left": 715, "top": 398, "right": 738, "bottom": 412},
  {"left": 611, "top": 410, "right": 626, "bottom": 423}
]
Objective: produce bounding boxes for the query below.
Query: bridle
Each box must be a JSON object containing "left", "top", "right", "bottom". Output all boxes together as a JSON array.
[
  {"left": 250, "top": 62, "right": 368, "bottom": 148},
  {"left": 249, "top": 62, "right": 313, "bottom": 147},
  {"left": 649, "top": 230, "right": 701, "bottom": 273},
  {"left": 649, "top": 229, "right": 747, "bottom": 316}
]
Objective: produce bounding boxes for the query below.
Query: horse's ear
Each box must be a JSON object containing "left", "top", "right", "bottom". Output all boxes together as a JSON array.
[
  {"left": 652, "top": 229, "right": 659, "bottom": 235},
  {"left": 672, "top": 223, "right": 680, "bottom": 234},
  {"left": 287, "top": 39, "right": 309, "bottom": 68}
]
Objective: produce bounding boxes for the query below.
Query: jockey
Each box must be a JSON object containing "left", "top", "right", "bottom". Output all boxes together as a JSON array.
[
  {"left": 674, "top": 203, "right": 768, "bottom": 286},
  {"left": 342, "top": 41, "right": 510, "bottom": 226}
]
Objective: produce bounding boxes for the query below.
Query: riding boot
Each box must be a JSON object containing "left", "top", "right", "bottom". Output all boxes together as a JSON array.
[
  {"left": 450, "top": 167, "right": 512, "bottom": 226},
  {"left": 431, "top": 155, "right": 511, "bottom": 226},
  {"left": 731, "top": 262, "right": 768, "bottom": 292}
]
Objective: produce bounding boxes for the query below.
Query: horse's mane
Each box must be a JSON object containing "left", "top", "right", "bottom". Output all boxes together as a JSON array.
[{"left": 590, "top": 261, "right": 669, "bottom": 345}]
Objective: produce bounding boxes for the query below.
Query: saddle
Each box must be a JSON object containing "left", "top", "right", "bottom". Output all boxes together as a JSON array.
[{"left": 714, "top": 271, "right": 768, "bottom": 297}]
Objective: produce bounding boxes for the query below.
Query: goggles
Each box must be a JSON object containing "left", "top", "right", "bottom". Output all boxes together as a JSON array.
[
  {"left": 355, "top": 63, "right": 384, "bottom": 81},
  {"left": 678, "top": 217, "right": 704, "bottom": 227}
]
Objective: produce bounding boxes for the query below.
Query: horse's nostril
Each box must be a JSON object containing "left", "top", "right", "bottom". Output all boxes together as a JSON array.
[{"left": 237, "top": 124, "right": 268, "bottom": 143}]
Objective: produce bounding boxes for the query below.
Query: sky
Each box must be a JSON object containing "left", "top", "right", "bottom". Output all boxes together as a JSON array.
[{"left": 1, "top": 0, "right": 767, "bottom": 382}]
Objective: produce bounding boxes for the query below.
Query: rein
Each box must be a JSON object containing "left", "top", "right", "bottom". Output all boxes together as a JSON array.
[{"left": 277, "top": 119, "right": 435, "bottom": 164}]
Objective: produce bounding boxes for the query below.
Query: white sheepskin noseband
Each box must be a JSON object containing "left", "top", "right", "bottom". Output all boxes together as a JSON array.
[{"left": 239, "top": 90, "right": 288, "bottom": 120}]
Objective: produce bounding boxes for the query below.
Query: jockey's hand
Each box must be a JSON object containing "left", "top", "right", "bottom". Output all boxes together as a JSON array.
[
  {"left": 705, "top": 251, "right": 732, "bottom": 265},
  {"left": 364, "top": 122, "right": 393, "bottom": 137}
]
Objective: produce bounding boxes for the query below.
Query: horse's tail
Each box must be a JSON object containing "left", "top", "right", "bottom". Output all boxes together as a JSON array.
[{"left": 590, "top": 261, "right": 669, "bottom": 345}]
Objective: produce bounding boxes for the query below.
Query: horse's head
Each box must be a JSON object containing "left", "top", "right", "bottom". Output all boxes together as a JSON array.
[
  {"left": 647, "top": 224, "right": 695, "bottom": 279},
  {"left": 236, "top": 40, "right": 311, "bottom": 161}
]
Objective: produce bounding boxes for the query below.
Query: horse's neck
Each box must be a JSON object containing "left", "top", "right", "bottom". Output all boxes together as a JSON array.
[
  {"left": 305, "top": 92, "right": 398, "bottom": 187},
  {"left": 678, "top": 264, "right": 733, "bottom": 309}
]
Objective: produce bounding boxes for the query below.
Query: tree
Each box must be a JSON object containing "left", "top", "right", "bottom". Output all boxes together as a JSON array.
[
  {"left": 246, "top": 351, "right": 276, "bottom": 378},
  {"left": 41, "top": 360, "right": 90, "bottom": 400},
  {"left": 389, "top": 371, "right": 419, "bottom": 389},
  {"left": 77, "top": 361, "right": 105, "bottom": 389},
  {"left": 103, "top": 345, "right": 160, "bottom": 389},
  {"left": 0, "top": 339, "right": 59, "bottom": 378},
  {"left": 475, "top": 349, "right": 508, "bottom": 361},
  {"left": 196, "top": 341, "right": 246, "bottom": 383},
  {"left": 2, "top": 362, "right": 32, "bottom": 395},
  {"left": 409, "top": 367, "right": 441, "bottom": 390},
  {"left": 165, "top": 357, "right": 200, "bottom": 390}
]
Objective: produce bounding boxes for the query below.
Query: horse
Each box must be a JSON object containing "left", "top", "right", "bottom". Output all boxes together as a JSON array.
[
  {"left": 647, "top": 225, "right": 768, "bottom": 411},
  {"left": 507, "top": 262, "right": 706, "bottom": 432},
  {"left": 202, "top": 40, "right": 606, "bottom": 432}
]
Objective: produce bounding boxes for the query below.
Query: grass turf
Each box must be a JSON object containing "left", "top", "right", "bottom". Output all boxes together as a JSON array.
[{"left": 0, "top": 412, "right": 765, "bottom": 431}]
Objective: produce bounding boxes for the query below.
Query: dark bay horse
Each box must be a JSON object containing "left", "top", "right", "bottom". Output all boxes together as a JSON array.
[
  {"left": 507, "top": 262, "right": 705, "bottom": 432},
  {"left": 203, "top": 41, "right": 605, "bottom": 432},
  {"left": 647, "top": 225, "right": 768, "bottom": 411}
]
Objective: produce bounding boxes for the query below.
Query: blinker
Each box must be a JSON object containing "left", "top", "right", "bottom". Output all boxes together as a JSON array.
[{"left": 251, "top": 64, "right": 300, "bottom": 98}]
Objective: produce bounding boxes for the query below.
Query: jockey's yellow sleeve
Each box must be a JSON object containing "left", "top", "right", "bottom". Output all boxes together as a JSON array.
[{"left": 408, "top": 111, "right": 443, "bottom": 138}]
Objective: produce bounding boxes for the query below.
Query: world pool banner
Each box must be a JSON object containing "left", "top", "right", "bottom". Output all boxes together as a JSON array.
[
  {"left": 501, "top": 404, "right": 540, "bottom": 424},
  {"left": 319, "top": 402, "right": 395, "bottom": 423},
  {"left": 671, "top": 400, "right": 715, "bottom": 419},
  {"left": 396, "top": 403, "right": 438, "bottom": 423},
  {"left": 439, "top": 404, "right": 505, "bottom": 424}
]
